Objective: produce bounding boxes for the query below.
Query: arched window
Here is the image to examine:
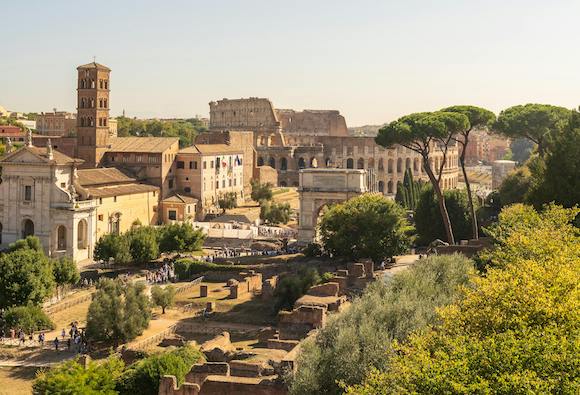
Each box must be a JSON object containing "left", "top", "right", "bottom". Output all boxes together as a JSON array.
[
  {"left": 357, "top": 158, "right": 364, "bottom": 169},
  {"left": 77, "top": 219, "right": 87, "bottom": 249},
  {"left": 367, "top": 158, "right": 375, "bottom": 169},
  {"left": 405, "top": 158, "right": 411, "bottom": 170},
  {"left": 22, "top": 219, "right": 34, "bottom": 238},
  {"left": 378, "top": 158, "right": 384, "bottom": 170},
  {"left": 280, "top": 157, "right": 288, "bottom": 171},
  {"left": 346, "top": 158, "right": 354, "bottom": 169},
  {"left": 257, "top": 157, "right": 264, "bottom": 166},
  {"left": 397, "top": 158, "right": 403, "bottom": 173},
  {"left": 104, "top": 99, "right": 107, "bottom": 108},
  {"left": 388, "top": 159, "right": 394, "bottom": 173},
  {"left": 298, "top": 157, "right": 306, "bottom": 169},
  {"left": 378, "top": 181, "right": 384, "bottom": 193},
  {"left": 387, "top": 181, "right": 394, "bottom": 194},
  {"left": 268, "top": 157, "right": 276, "bottom": 169},
  {"left": 57, "top": 225, "right": 67, "bottom": 250}
]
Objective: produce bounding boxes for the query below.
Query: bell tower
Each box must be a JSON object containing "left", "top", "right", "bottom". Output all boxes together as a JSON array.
[{"left": 76, "top": 61, "right": 111, "bottom": 167}]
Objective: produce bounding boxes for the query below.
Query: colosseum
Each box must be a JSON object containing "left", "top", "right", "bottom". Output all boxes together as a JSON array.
[{"left": 203, "top": 97, "right": 459, "bottom": 195}]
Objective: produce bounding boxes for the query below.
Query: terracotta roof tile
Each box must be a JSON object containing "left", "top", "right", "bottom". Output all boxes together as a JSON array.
[
  {"left": 107, "top": 137, "right": 179, "bottom": 153},
  {"left": 77, "top": 167, "right": 137, "bottom": 186},
  {"left": 85, "top": 183, "right": 158, "bottom": 198},
  {"left": 179, "top": 144, "right": 243, "bottom": 155}
]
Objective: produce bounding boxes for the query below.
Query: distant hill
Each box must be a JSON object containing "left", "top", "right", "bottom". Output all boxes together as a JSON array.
[{"left": 348, "top": 124, "right": 385, "bottom": 137}]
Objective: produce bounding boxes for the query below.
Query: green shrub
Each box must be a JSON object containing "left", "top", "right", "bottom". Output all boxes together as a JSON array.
[
  {"left": 117, "top": 346, "right": 204, "bottom": 395},
  {"left": 274, "top": 267, "right": 321, "bottom": 311},
  {"left": 94, "top": 233, "right": 132, "bottom": 265},
  {"left": 158, "top": 223, "right": 205, "bottom": 253},
  {"left": 34, "top": 355, "right": 125, "bottom": 395},
  {"left": 2, "top": 305, "right": 55, "bottom": 333},
  {"left": 174, "top": 259, "right": 244, "bottom": 280}
]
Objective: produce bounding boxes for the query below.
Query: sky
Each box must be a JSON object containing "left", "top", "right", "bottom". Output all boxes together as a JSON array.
[{"left": 0, "top": 0, "right": 578, "bottom": 126}]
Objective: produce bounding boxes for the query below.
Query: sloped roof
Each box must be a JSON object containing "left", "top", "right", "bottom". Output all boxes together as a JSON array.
[
  {"left": 108, "top": 137, "right": 179, "bottom": 153},
  {"left": 77, "top": 167, "right": 137, "bottom": 187},
  {"left": 0, "top": 145, "right": 81, "bottom": 166},
  {"left": 179, "top": 144, "right": 243, "bottom": 155},
  {"left": 163, "top": 193, "right": 198, "bottom": 204},
  {"left": 77, "top": 62, "right": 111, "bottom": 71},
  {"left": 85, "top": 183, "right": 158, "bottom": 198}
]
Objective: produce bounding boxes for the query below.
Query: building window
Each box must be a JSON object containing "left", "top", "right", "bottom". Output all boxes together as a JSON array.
[
  {"left": 24, "top": 185, "right": 32, "bottom": 201},
  {"left": 222, "top": 180, "right": 226, "bottom": 188},
  {"left": 98, "top": 214, "right": 104, "bottom": 221},
  {"left": 169, "top": 179, "right": 174, "bottom": 189},
  {"left": 168, "top": 210, "right": 177, "bottom": 221},
  {"left": 60, "top": 182, "right": 66, "bottom": 188},
  {"left": 203, "top": 161, "right": 207, "bottom": 169},
  {"left": 189, "top": 161, "right": 193, "bottom": 169},
  {"left": 98, "top": 198, "right": 103, "bottom": 204},
  {"left": 184, "top": 187, "right": 191, "bottom": 193},
  {"left": 229, "top": 179, "right": 232, "bottom": 187},
  {"left": 113, "top": 196, "right": 117, "bottom": 202},
  {"left": 187, "top": 206, "right": 191, "bottom": 213},
  {"left": 233, "top": 178, "right": 237, "bottom": 186},
  {"left": 177, "top": 161, "right": 184, "bottom": 169},
  {"left": 210, "top": 160, "right": 214, "bottom": 168},
  {"left": 216, "top": 181, "right": 219, "bottom": 189}
]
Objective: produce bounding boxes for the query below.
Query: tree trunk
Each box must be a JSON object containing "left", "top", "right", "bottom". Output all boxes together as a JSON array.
[
  {"left": 424, "top": 157, "right": 455, "bottom": 245},
  {"left": 460, "top": 153, "right": 478, "bottom": 239},
  {"left": 162, "top": 306, "right": 166, "bottom": 314}
]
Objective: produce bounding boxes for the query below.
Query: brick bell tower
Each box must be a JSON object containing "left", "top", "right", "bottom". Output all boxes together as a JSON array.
[{"left": 76, "top": 61, "right": 111, "bottom": 167}]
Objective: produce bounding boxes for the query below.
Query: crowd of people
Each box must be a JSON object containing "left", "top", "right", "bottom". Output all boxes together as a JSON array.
[
  {"left": 145, "top": 261, "right": 176, "bottom": 284},
  {"left": 0, "top": 321, "right": 88, "bottom": 353}
]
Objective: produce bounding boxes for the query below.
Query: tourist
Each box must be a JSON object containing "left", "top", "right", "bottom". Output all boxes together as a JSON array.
[{"left": 54, "top": 337, "right": 59, "bottom": 351}]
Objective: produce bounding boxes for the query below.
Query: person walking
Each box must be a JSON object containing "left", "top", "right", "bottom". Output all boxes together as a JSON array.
[{"left": 53, "top": 337, "right": 59, "bottom": 351}]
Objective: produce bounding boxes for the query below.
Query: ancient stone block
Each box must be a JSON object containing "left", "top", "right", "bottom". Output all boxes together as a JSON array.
[
  {"left": 306, "top": 282, "right": 339, "bottom": 297},
  {"left": 200, "top": 285, "right": 208, "bottom": 298}
]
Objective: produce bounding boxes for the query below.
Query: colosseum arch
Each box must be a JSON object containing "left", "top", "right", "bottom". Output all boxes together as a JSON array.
[
  {"left": 405, "top": 157, "right": 411, "bottom": 170},
  {"left": 298, "top": 157, "right": 306, "bottom": 169},
  {"left": 357, "top": 158, "right": 365, "bottom": 169},
  {"left": 257, "top": 157, "right": 265, "bottom": 166},
  {"left": 367, "top": 158, "right": 375, "bottom": 169},
  {"left": 268, "top": 157, "right": 276, "bottom": 169},
  {"left": 346, "top": 158, "right": 354, "bottom": 169},
  {"left": 397, "top": 158, "right": 403, "bottom": 173},
  {"left": 280, "top": 157, "right": 288, "bottom": 171},
  {"left": 298, "top": 169, "right": 368, "bottom": 243},
  {"left": 388, "top": 159, "right": 393, "bottom": 173}
]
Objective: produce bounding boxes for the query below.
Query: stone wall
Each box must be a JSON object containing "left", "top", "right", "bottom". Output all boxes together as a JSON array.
[
  {"left": 275, "top": 109, "right": 348, "bottom": 137},
  {"left": 228, "top": 271, "right": 262, "bottom": 299},
  {"left": 253, "top": 165, "right": 278, "bottom": 186}
]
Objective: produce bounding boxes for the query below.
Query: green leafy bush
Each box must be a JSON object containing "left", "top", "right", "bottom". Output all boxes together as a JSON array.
[
  {"left": 117, "top": 346, "right": 204, "bottom": 395},
  {"left": 94, "top": 233, "right": 132, "bottom": 265},
  {"left": 33, "top": 355, "right": 125, "bottom": 395},
  {"left": 158, "top": 223, "right": 205, "bottom": 253},
  {"left": 2, "top": 305, "right": 54, "bottom": 333},
  {"left": 174, "top": 259, "right": 244, "bottom": 280},
  {"left": 274, "top": 267, "right": 321, "bottom": 311}
]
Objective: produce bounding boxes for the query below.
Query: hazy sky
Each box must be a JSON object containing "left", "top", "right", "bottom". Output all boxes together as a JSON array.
[{"left": 1, "top": 0, "right": 578, "bottom": 126}]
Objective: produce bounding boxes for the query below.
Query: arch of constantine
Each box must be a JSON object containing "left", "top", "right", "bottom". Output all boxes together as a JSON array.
[{"left": 297, "top": 168, "right": 368, "bottom": 243}]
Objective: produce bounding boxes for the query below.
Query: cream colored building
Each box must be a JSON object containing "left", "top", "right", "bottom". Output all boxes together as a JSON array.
[
  {"left": 175, "top": 144, "right": 244, "bottom": 218},
  {"left": 0, "top": 139, "right": 160, "bottom": 262}
]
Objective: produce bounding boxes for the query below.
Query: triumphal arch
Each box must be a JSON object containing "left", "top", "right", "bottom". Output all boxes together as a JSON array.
[{"left": 297, "top": 168, "right": 368, "bottom": 243}]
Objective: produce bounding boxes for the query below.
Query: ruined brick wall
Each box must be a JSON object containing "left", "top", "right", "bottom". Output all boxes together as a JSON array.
[
  {"left": 275, "top": 109, "right": 348, "bottom": 137},
  {"left": 209, "top": 98, "right": 280, "bottom": 133},
  {"left": 229, "top": 271, "right": 263, "bottom": 299},
  {"left": 253, "top": 165, "right": 278, "bottom": 186}
]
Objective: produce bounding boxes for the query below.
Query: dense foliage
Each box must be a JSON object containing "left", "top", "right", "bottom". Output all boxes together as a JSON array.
[
  {"left": 274, "top": 267, "right": 324, "bottom": 311},
  {"left": 116, "top": 117, "right": 207, "bottom": 148},
  {"left": 494, "top": 103, "right": 571, "bottom": 156},
  {"left": 394, "top": 168, "right": 424, "bottom": 210},
  {"left": 94, "top": 233, "right": 132, "bottom": 265},
  {"left": 94, "top": 224, "right": 206, "bottom": 265},
  {"left": 116, "top": 346, "right": 204, "bottom": 395},
  {"left": 52, "top": 257, "right": 81, "bottom": 294},
  {"left": 33, "top": 356, "right": 125, "bottom": 395},
  {"left": 158, "top": 223, "right": 205, "bottom": 253},
  {"left": 173, "top": 259, "right": 244, "bottom": 280},
  {"left": 260, "top": 201, "right": 291, "bottom": 225},
  {"left": 0, "top": 247, "right": 55, "bottom": 309},
  {"left": 290, "top": 254, "right": 474, "bottom": 395},
  {"left": 86, "top": 278, "right": 151, "bottom": 344},
  {"left": 319, "top": 194, "right": 412, "bottom": 263},
  {"left": 2, "top": 305, "right": 55, "bottom": 333},
  {"left": 347, "top": 204, "right": 580, "bottom": 394},
  {"left": 414, "top": 186, "right": 474, "bottom": 245}
]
